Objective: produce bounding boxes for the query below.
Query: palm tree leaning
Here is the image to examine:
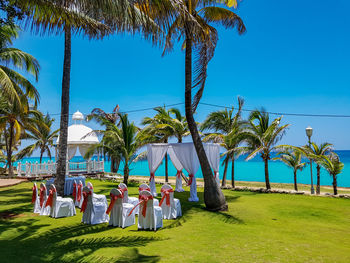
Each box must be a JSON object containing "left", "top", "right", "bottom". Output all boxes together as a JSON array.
[
  {"left": 160, "top": 0, "right": 246, "bottom": 211},
  {"left": 243, "top": 110, "right": 290, "bottom": 190},
  {"left": 319, "top": 152, "right": 344, "bottom": 195},
  {"left": 0, "top": 96, "right": 40, "bottom": 176},
  {"left": 273, "top": 150, "right": 306, "bottom": 191},
  {"left": 86, "top": 105, "right": 121, "bottom": 173},
  {"left": 17, "top": 113, "right": 59, "bottom": 163},
  {"left": 201, "top": 97, "right": 245, "bottom": 187},
  {"left": 85, "top": 113, "right": 142, "bottom": 185},
  {"left": 299, "top": 142, "right": 333, "bottom": 195}
]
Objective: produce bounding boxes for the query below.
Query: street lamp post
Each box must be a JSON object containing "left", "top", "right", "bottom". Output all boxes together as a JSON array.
[{"left": 305, "top": 126, "right": 314, "bottom": 194}]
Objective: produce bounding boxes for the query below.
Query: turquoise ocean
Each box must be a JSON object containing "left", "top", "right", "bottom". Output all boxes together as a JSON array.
[{"left": 15, "top": 150, "right": 350, "bottom": 188}]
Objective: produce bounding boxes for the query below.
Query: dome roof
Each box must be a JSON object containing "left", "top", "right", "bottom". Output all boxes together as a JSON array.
[
  {"left": 56, "top": 111, "right": 99, "bottom": 145},
  {"left": 72, "top": 110, "right": 84, "bottom": 121}
]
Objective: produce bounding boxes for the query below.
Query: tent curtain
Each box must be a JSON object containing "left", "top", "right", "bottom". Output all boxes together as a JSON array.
[
  {"left": 67, "top": 145, "right": 77, "bottom": 161},
  {"left": 168, "top": 147, "right": 184, "bottom": 192},
  {"left": 79, "top": 145, "right": 91, "bottom": 160},
  {"left": 204, "top": 143, "right": 221, "bottom": 185},
  {"left": 171, "top": 143, "right": 200, "bottom": 202},
  {"left": 147, "top": 144, "right": 169, "bottom": 196}
]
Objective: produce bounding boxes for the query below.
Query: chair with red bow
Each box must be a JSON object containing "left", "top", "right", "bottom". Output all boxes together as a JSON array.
[
  {"left": 45, "top": 184, "right": 76, "bottom": 218},
  {"left": 136, "top": 190, "right": 162, "bottom": 231},
  {"left": 31, "top": 183, "right": 41, "bottom": 214},
  {"left": 139, "top": 184, "right": 159, "bottom": 207},
  {"left": 74, "top": 180, "right": 84, "bottom": 208},
  {"left": 39, "top": 183, "right": 51, "bottom": 216},
  {"left": 106, "top": 188, "right": 135, "bottom": 228},
  {"left": 159, "top": 184, "right": 182, "bottom": 219},
  {"left": 87, "top": 182, "right": 93, "bottom": 190},
  {"left": 81, "top": 186, "right": 109, "bottom": 225},
  {"left": 118, "top": 183, "right": 139, "bottom": 205}
]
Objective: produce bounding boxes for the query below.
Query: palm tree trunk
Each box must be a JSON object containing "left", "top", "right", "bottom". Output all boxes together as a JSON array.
[
  {"left": 123, "top": 163, "right": 129, "bottom": 185},
  {"left": 55, "top": 26, "right": 71, "bottom": 196},
  {"left": 184, "top": 32, "right": 227, "bottom": 211},
  {"left": 221, "top": 157, "right": 229, "bottom": 187},
  {"left": 293, "top": 170, "right": 298, "bottom": 191},
  {"left": 332, "top": 175, "right": 337, "bottom": 195},
  {"left": 40, "top": 148, "right": 44, "bottom": 164},
  {"left": 264, "top": 158, "right": 271, "bottom": 190},
  {"left": 231, "top": 155, "right": 235, "bottom": 188},
  {"left": 316, "top": 165, "right": 321, "bottom": 195},
  {"left": 7, "top": 122, "right": 14, "bottom": 176}
]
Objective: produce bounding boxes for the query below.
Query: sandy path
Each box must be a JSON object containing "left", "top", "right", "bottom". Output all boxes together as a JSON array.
[{"left": 0, "top": 179, "right": 27, "bottom": 188}]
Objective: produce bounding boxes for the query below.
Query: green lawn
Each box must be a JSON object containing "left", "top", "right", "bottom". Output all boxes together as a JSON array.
[{"left": 1, "top": 179, "right": 350, "bottom": 263}]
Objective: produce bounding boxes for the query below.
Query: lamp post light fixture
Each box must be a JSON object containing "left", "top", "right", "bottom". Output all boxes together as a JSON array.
[{"left": 305, "top": 126, "right": 314, "bottom": 194}]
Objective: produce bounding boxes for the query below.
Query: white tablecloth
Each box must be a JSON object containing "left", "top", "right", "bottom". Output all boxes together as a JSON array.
[{"left": 46, "top": 176, "right": 86, "bottom": 196}]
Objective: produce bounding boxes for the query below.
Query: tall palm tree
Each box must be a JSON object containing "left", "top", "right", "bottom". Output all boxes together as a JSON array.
[
  {"left": 87, "top": 105, "right": 121, "bottom": 173},
  {"left": 160, "top": 0, "right": 246, "bottom": 211},
  {"left": 273, "top": 150, "right": 307, "bottom": 191},
  {"left": 242, "top": 110, "right": 290, "bottom": 190},
  {"left": 17, "top": 113, "right": 59, "bottom": 163},
  {"left": 0, "top": 96, "right": 40, "bottom": 176},
  {"left": 300, "top": 142, "right": 333, "bottom": 195},
  {"left": 85, "top": 113, "right": 142, "bottom": 185},
  {"left": 201, "top": 97, "right": 245, "bottom": 187},
  {"left": 0, "top": 24, "right": 40, "bottom": 105},
  {"left": 319, "top": 152, "right": 344, "bottom": 195}
]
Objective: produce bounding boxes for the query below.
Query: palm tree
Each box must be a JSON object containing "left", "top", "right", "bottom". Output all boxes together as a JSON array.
[
  {"left": 17, "top": 113, "right": 59, "bottom": 163},
  {"left": 300, "top": 142, "right": 333, "bottom": 195},
  {"left": 141, "top": 107, "right": 189, "bottom": 182},
  {"left": 319, "top": 152, "right": 344, "bottom": 195},
  {"left": 273, "top": 150, "right": 307, "bottom": 191},
  {"left": 160, "top": 0, "right": 246, "bottom": 211},
  {"left": 243, "top": 110, "right": 290, "bottom": 190},
  {"left": 0, "top": 96, "right": 40, "bottom": 176},
  {"left": 85, "top": 113, "right": 142, "bottom": 185},
  {"left": 86, "top": 105, "right": 121, "bottom": 173},
  {"left": 0, "top": 24, "right": 40, "bottom": 105},
  {"left": 201, "top": 97, "right": 245, "bottom": 187}
]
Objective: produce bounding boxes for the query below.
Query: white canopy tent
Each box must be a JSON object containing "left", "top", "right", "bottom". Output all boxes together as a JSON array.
[
  {"left": 146, "top": 143, "right": 220, "bottom": 202},
  {"left": 56, "top": 111, "right": 99, "bottom": 172}
]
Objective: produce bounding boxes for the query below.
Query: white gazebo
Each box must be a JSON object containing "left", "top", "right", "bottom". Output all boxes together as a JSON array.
[
  {"left": 55, "top": 110, "right": 103, "bottom": 174},
  {"left": 17, "top": 111, "right": 104, "bottom": 177}
]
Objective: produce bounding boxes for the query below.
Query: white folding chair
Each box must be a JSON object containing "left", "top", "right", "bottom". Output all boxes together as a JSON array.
[
  {"left": 45, "top": 185, "right": 76, "bottom": 218},
  {"left": 106, "top": 188, "right": 135, "bottom": 228},
  {"left": 31, "top": 183, "right": 41, "bottom": 214},
  {"left": 81, "top": 186, "right": 109, "bottom": 225},
  {"left": 139, "top": 184, "right": 159, "bottom": 207},
  {"left": 159, "top": 184, "right": 182, "bottom": 219},
  {"left": 118, "top": 183, "right": 139, "bottom": 205},
  {"left": 75, "top": 180, "right": 84, "bottom": 208},
  {"left": 137, "top": 190, "right": 162, "bottom": 231},
  {"left": 39, "top": 183, "right": 50, "bottom": 216}
]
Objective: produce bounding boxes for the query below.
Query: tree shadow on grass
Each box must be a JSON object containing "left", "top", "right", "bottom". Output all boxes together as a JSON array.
[
  {"left": 80, "top": 248, "right": 160, "bottom": 263},
  {"left": 0, "top": 221, "right": 164, "bottom": 263}
]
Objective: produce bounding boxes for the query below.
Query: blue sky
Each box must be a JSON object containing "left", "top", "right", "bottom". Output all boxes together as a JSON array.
[{"left": 14, "top": 0, "right": 350, "bottom": 153}]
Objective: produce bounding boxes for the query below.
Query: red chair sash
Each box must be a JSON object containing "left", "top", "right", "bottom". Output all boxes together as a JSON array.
[
  {"left": 77, "top": 184, "right": 82, "bottom": 203},
  {"left": 128, "top": 195, "right": 153, "bottom": 217},
  {"left": 45, "top": 188, "right": 56, "bottom": 208},
  {"left": 72, "top": 183, "right": 77, "bottom": 201},
  {"left": 138, "top": 187, "right": 151, "bottom": 199},
  {"left": 39, "top": 187, "right": 46, "bottom": 207},
  {"left": 176, "top": 170, "right": 182, "bottom": 178},
  {"left": 149, "top": 172, "right": 155, "bottom": 182},
  {"left": 80, "top": 191, "right": 92, "bottom": 213},
  {"left": 106, "top": 193, "right": 123, "bottom": 214},
  {"left": 31, "top": 185, "right": 37, "bottom": 204},
  {"left": 118, "top": 187, "right": 128, "bottom": 195},
  {"left": 159, "top": 188, "right": 174, "bottom": 207},
  {"left": 188, "top": 174, "right": 194, "bottom": 186}
]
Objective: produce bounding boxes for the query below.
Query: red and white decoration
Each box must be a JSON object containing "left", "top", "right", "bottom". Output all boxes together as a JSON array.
[
  {"left": 45, "top": 184, "right": 76, "bottom": 218},
  {"left": 159, "top": 184, "right": 182, "bottom": 219}
]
